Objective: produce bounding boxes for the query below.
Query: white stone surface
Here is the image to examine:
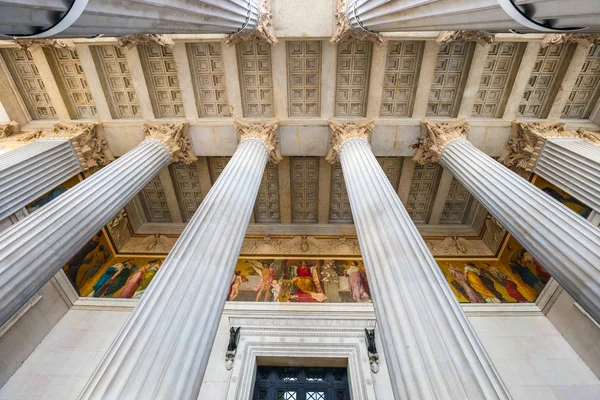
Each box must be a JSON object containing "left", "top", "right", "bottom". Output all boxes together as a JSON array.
[
  {"left": 272, "top": 0, "right": 334, "bottom": 38},
  {"left": 1, "top": 306, "right": 599, "bottom": 400}
]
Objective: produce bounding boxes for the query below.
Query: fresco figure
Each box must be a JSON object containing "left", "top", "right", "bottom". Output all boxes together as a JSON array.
[
  {"left": 132, "top": 263, "right": 161, "bottom": 299},
  {"left": 76, "top": 244, "right": 111, "bottom": 289},
  {"left": 64, "top": 235, "right": 100, "bottom": 285},
  {"left": 27, "top": 187, "right": 68, "bottom": 212},
  {"left": 271, "top": 280, "right": 282, "bottom": 302},
  {"left": 88, "top": 263, "right": 122, "bottom": 297},
  {"left": 450, "top": 279, "right": 469, "bottom": 301},
  {"left": 487, "top": 267, "right": 528, "bottom": 303},
  {"left": 102, "top": 261, "right": 135, "bottom": 297},
  {"left": 311, "top": 261, "right": 324, "bottom": 294},
  {"left": 477, "top": 263, "right": 506, "bottom": 302},
  {"left": 228, "top": 271, "right": 248, "bottom": 301},
  {"left": 464, "top": 263, "right": 500, "bottom": 303},
  {"left": 293, "top": 261, "right": 327, "bottom": 302},
  {"left": 510, "top": 250, "right": 545, "bottom": 293},
  {"left": 118, "top": 261, "right": 159, "bottom": 299},
  {"left": 321, "top": 261, "right": 341, "bottom": 302},
  {"left": 345, "top": 262, "right": 370, "bottom": 302},
  {"left": 533, "top": 260, "right": 551, "bottom": 284},
  {"left": 448, "top": 263, "right": 483, "bottom": 303},
  {"left": 542, "top": 187, "right": 592, "bottom": 218},
  {"left": 247, "top": 260, "right": 282, "bottom": 302}
]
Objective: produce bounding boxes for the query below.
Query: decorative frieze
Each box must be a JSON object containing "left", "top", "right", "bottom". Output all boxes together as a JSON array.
[
  {"left": 0, "top": 48, "right": 57, "bottom": 120},
  {"left": 118, "top": 34, "right": 174, "bottom": 49},
  {"left": 287, "top": 41, "right": 321, "bottom": 116},
  {"left": 330, "top": 0, "right": 382, "bottom": 44},
  {"left": 326, "top": 119, "right": 374, "bottom": 164},
  {"left": 236, "top": 41, "right": 274, "bottom": 117},
  {"left": 226, "top": 0, "right": 277, "bottom": 45},
  {"left": 335, "top": 41, "right": 372, "bottom": 117},
  {"left": 428, "top": 42, "right": 474, "bottom": 117},
  {"left": 380, "top": 41, "right": 423, "bottom": 117},
  {"left": 142, "top": 122, "right": 197, "bottom": 164},
  {"left": 500, "top": 121, "right": 600, "bottom": 172},
  {"left": 234, "top": 119, "right": 281, "bottom": 164},
  {"left": 412, "top": 119, "right": 469, "bottom": 164},
  {"left": 436, "top": 31, "right": 495, "bottom": 46}
]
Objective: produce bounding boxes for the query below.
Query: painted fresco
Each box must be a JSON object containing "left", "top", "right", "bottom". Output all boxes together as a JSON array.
[
  {"left": 62, "top": 232, "right": 163, "bottom": 299},
  {"left": 535, "top": 176, "right": 592, "bottom": 219},
  {"left": 26, "top": 175, "right": 80, "bottom": 213},
  {"left": 228, "top": 259, "right": 371, "bottom": 303},
  {"left": 439, "top": 236, "right": 550, "bottom": 303}
]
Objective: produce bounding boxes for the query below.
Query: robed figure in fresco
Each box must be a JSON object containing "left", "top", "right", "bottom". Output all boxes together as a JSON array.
[
  {"left": 448, "top": 263, "right": 483, "bottom": 303},
  {"left": 292, "top": 261, "right": 327, "bottom": 302},
  {"left": 118, "top": 260, "right": 160, "bottom": 299},
  {"left": 344, "top": 261, "right": 370, "bottom": 302}
]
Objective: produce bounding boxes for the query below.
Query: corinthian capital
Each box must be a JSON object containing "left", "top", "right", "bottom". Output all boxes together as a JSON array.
[
  {"left": 226, "top": 0, "right": 278, "bottom": 45},
  {"left": 436, "top": 31, "right": 494, "bottom": 46},
  {"left": 15, "top": 39, "right": 76, "bottom": 50},
  {"left": 413, "top": 119, "right": 470, "bottom": 164},
  {"left": 541, "top": 34, "right": 600, "bottom": 48},
  {"left": 118, "top": 34, "right": 174, "bottom": 48},
  {"left": 0, "top": 121, "right": 19, "bottom": 139},
  {"left": 234, "top": 119, "right": 282, "bottom": 164},
  {"left": 326, "top": 119, "right": 374, "bottom": 164},
  {"left": 330, "top": 0, "right": 382, "bottom": 44},
  {"left": 45, "top": 122, "right": 114, "bottom": 172},
  {"left": 500, "top": 121, "right": 600, "bottom": 172},
  {"left": 143, "top": 122, "right": 197, "bottom": 164}
]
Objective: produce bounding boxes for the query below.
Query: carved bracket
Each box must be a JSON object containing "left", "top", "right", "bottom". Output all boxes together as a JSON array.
[
  {"left": 234, "top": 119, "right": 282, "bottom": 164},
  {"left": 364, "top": 329, "right": 379, "bottom": 373},
  {"left": 0, "top": 121, "right": 19, "bottom": 139},
  {"left": 499, "top": 121, "right": 600, "bottom": 172},
  {"left": 225, "top": 326, "right": 241, "bottom": 370},
  {"left": 326, "top": 118, "right": 374, "bottom": 164},
  {"left": 541, "top": 34, "right": 600, "bottom": 48},
  {"left": 143, "top": 122, "right": 198, "bottom": 164},
  {"left": 412, "top": 119, "right": 470, "bottom": 165},
  {"left": 118, "top": 34, "right": 174, "bottom": 49},
  {"left": 226, "top": 0, "right": 278, "bottom": 45},
  {"left": 436, "top": 31, "right": 494, "bottom": 46},
  {"left": 14, "top": 39, "right": 76, "bottom": 51},
  {"left": 330, "top": 0, "right": 383, "bottom": 45}
]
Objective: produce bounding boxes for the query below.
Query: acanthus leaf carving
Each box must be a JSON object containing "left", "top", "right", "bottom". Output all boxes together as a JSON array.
[
  {"left": 226, "top": 0, "right": 278, "bottom": 45},
  {"left": 436, "top": 31, "right": 494, "bottom": 46},
  {"left": 326, "top": 118, "right": 374, "bottom": 164},
  {"left": 143, "top": 122, "right": 198, "bottom": 164},
  {"left": 0, "top": 121, "right": 19, "bottom": 139},
  {"left": 499, "top": 121, "right": 600, "bottom": 172},
  {"left": 412, "top": 119, "right": 469, "bottom": 165},
  {"left": 14, "top": 39, "right": 76, "bottom": 50},
  {"left": 234, "top": 119, "right": 281, "bottom": 164},
  {"left": 118, "top": 34, "right": 174, "bottom": 48},
  {"left": 330, "top": 0, "right": 383, "bottom": 45},
  {"left": 541, "top": 34, "right": 600, "bottom": 48}
]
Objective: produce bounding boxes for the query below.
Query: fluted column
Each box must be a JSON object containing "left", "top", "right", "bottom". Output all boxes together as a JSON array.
[
  {"left": 78, "top": 120, "right": 280, "bottom": 400},
  {"left": 328, "top": 119, "right": 510, "bottom": 399},
  {"left": 501, "top": 121, "right": 600, "bottom": 213},
  {"left": 0, "top": 0, "right": 277, "bottom": 42},
  {"left": 342, "top": 0, "right": 600, "bottom": 33},
  {"left": 0, "top": 122, "right": 197, "bottom": 328},
  {"left": 415, "top": 119, "right": 600, "bottom": 324},
  {"left": 0, "top": 122, "right": 113, "bottom": 220}
]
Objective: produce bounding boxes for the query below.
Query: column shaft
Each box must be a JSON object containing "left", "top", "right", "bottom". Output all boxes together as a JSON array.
[
  {"left": 534, "top": 138, "right": 600, "bottom": 213},
  {"left": 442, "top": 139, "right": 600, "bottom": 322},
  {"left": 339, "top": 138, "right": 510, "bottom": 399},
  {"left": 0, "top": 139, "right": 81, "bottom": 220},
  {"left": 79, "top": 139, "right": 269, "bottom": 399},
  {"left": 0, "top": 140, "right": 169, "bottom": 327}
]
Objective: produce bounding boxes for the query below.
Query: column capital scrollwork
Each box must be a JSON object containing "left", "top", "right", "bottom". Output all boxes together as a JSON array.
[
  {"left": 118, "top": 34, "right": 174, "bottom": 48},
  {"left": 541, "top": 34, "right": 600, "bottom": 48},
  {"left": 413, "top": 119, "right": 470, "bottom": 165},
  {"left": 436, "top": 31, "right": 494, "bottom": 46},
  {"left": 46, "top": 122, "right": 114, "bottom": 171},
  {"left": 234, "top": 119, "right": 282, "bottom": 164},
  {"left": 326, "top": 118, "right": 374, "bottom": 164},
  {"left": 14, "top": 39, "right": 76, "bottom": 51},
  {"left": 0, "top": 121, "right": 19, "bottom": 139},
  {"left": 226, "top": 0, "right": 278, "bottom": 45},
  {"left": 330, "top": 0, "right": 382, "bottom": 44},
  {"left": 143, "top": 122, "right": 197, "bottom": 164},
  {"left": 500, "top": 121, "right": 600, "bottom": 172}
]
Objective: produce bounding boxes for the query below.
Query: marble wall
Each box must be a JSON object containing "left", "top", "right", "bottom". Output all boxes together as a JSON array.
[{"left": 1, "top": 307, "right": 599, "bottom": 400}]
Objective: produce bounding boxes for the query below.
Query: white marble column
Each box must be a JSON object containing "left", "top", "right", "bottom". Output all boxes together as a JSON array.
[
  {"left": 78, "top": 120, "right": 280, "bottom": 400},
  {"left": 0, "top": 122, "right": 196, "bottom": 328},
  {"left": 415, "top": 119, "right": 600, "bottom": 324},
  {"left": 328, "top": 119, "right": 510, "bottom": 399}
]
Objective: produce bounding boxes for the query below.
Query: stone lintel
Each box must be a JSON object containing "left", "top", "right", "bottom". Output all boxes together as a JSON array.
[
  {"left": 326, "top": 118, "right": 374, "bottom": 164},
  {"left": 143, "top": 122, "right": 197, "bottom": 164},
  {"left": 226, "top": 0, "right": 278, "bottom": 45},
  {"left": 436, "top": 31, "right": 495, "bottom": 46},
  {"left": 118, "top": 34, "right": 174, "bottom": 49},
  {"left": 234, "top": 118, "right": 282, "bottom": 164},
  {"left": 412, "top": 119, "right": 470, "bottom": 165},
  {"left": 0, "top": 120, "right": 19, "bottom": 139},
  {"left": 541, "top": 34, "right": 600, "bottom": 48},
  {"left": 500, "top": 121, "right": 600, "bottom": 172},
  {"left": 330, "top": 0, "right": 383, "bottom": 44}
]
